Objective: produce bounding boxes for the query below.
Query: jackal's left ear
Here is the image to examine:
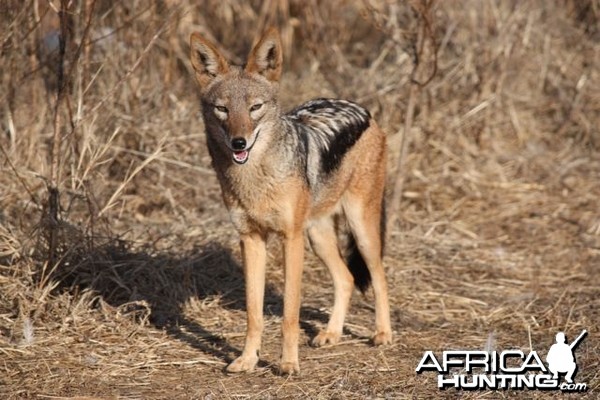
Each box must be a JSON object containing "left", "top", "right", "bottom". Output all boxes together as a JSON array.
[
  {"left": 245, "top": 27, "right": 283, "bottom": 82},
  {"left": 190, "top": 32, "right": 230, "bottom": 89}
]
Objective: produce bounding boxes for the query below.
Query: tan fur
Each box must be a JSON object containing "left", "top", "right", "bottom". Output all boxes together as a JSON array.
[{"left": 189, "top": 28, "right": 392, "bottom": 375}]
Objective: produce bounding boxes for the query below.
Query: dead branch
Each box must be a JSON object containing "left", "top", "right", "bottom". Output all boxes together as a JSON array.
[{"left": 387, "top": 0, "right": 438, "bottom": 240}]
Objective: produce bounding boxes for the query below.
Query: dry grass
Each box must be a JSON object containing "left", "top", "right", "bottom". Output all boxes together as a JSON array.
[{"left": 1, "top": 0, "right": 599, "bottom": 398}]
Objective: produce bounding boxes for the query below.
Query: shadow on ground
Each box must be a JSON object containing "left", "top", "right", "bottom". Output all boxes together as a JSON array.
[{"left": 41, "top": 228, "right": 328, "bottom": 370}]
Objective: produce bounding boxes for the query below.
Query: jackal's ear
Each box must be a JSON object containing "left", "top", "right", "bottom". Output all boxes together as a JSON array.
[
  {"left": 190, "top": 32, "right": 229, "bottom": 89},
  {"left": 245, "top": 27, "right": 283, "bottom": 82}
]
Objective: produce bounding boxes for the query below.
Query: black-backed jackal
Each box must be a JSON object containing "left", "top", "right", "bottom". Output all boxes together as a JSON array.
[{"left": 189, "top": 28, "right": 392, "bottom": 375}]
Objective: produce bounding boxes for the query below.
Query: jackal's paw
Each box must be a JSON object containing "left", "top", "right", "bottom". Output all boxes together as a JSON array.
[
  {"left": 311, "top": 331, "right": 341, "bottom": 347},
  {"left": 226, "top": 354, "right": 259, "bottom": 373},
  {"left": 278, "top": 361, "right": 300, "bottom": 375},
  {"left": 372, "top": 330, "right": 393, "bottom": 346}
]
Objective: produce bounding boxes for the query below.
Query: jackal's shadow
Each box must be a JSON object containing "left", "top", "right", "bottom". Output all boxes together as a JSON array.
[{"left": 54, "top": 239, "right": 327, "bottom": 365}]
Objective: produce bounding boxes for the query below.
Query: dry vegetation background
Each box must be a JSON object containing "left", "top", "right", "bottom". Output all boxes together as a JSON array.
[{"left": 1, "top": 0, "right": 599, "bottom": 398}]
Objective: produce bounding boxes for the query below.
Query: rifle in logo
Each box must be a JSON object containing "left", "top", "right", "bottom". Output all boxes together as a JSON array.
[{"left": 546, "top": 329, "right": 587, "bottom": 384}]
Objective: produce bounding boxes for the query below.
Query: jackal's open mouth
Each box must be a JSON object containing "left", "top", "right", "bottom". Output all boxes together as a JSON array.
[
  {"left": 229, "top": 129, "right": 260, "bottom": 165},
  {"left": 232, "top": 150, "right": 249, "bottom": 164}
]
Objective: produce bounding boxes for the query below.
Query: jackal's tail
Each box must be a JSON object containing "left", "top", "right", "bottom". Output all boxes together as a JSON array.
[{"left": 337, "top": 199, "right": 386, "bottom": 293}]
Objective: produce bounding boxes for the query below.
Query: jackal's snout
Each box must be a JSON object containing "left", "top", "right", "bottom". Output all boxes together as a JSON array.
[
  {"left": 225, "top": 112, "right": 258, "bottom": 165},
  {"left": 231, "top": 137, "right": 247, "bottom": 150}
]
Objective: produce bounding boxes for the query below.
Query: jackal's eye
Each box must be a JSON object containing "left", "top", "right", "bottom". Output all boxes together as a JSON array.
[
  {"left": 249, "top": 103, "right": 263, "bottom": 112},
  {"left": 215, "top": 105, "right": 228, "bottom": 113}
]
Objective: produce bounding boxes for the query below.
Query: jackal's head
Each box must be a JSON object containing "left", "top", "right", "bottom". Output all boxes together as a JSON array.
[{"left": 190, "top": 28, "right": 283, "bottom": 165}]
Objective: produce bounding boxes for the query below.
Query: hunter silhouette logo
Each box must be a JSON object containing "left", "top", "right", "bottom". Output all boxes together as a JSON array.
[
  {"left": 416, "top": 329, "right": 588, "bottom": 392},
  {"left": 546, "top": 330, "right": 587, "bottom": 384}
]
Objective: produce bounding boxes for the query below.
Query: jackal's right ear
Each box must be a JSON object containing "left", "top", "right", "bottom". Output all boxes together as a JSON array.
[
  {"left": 245, "top": 27, "right": 283, "bottom": 82},
  {"left": 190, "top": 32, "right": 229, "bottom": 89}
]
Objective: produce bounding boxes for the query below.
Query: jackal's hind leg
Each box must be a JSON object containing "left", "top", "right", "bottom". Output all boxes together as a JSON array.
[
  {"left": 343, "top": 196, "right": 392, "bottom": 346},
  {"left": 307, "top": 216, "right": 354, "bottom": 347}
]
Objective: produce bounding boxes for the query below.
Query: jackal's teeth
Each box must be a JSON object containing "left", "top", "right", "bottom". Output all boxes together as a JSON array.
[{"left": 232, "top": 150, "right": 249, "bottom": 164}]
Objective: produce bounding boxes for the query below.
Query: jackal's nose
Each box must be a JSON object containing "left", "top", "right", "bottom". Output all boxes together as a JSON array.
[{"left": 231, "top": 137, "right": 247, "bottom": 150}]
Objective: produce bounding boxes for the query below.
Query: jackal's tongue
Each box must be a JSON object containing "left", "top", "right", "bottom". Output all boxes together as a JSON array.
[{"left": 232, "top": 150, "right": 249, "bottom": 164}]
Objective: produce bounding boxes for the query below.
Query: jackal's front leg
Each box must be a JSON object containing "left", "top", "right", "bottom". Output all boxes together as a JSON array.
[
  {"left": 279, "top": 232, "right": 305, "bottom": 375},
  {"left": 226, "top": 232, "right": 267, "bottom": 373}
]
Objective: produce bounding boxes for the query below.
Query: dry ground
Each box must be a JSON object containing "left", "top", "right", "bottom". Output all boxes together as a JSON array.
[{"left": 1, "top": 1, "right": 599, "bottom": 399}]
